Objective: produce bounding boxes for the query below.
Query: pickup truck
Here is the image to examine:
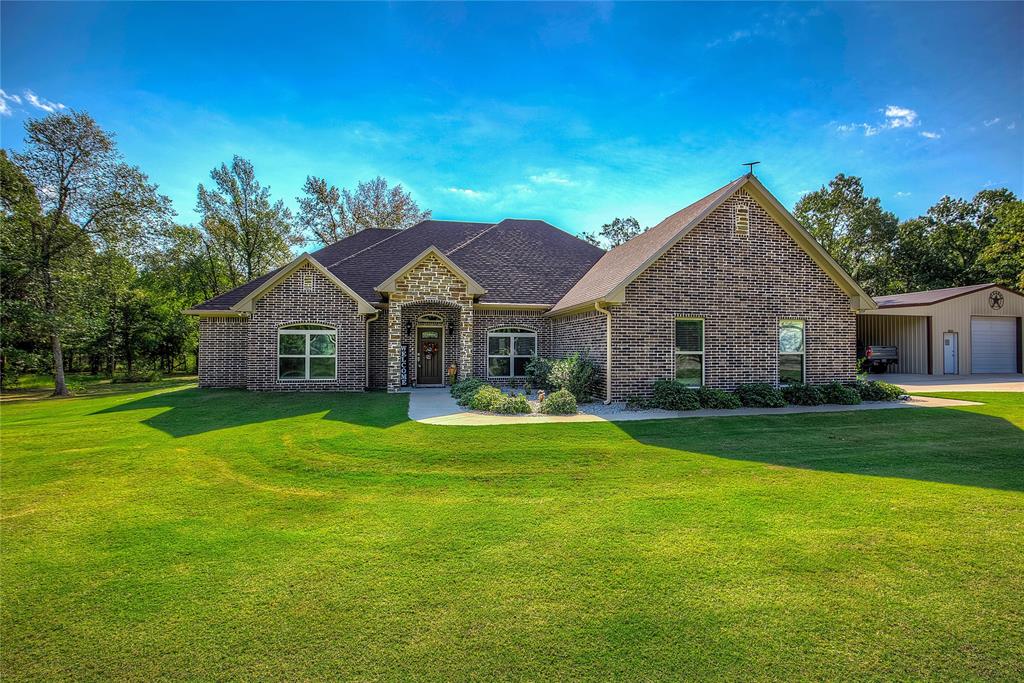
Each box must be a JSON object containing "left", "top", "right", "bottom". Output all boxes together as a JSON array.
[{"left": 858, "top": 344, "right": 898, "bottom": 373}]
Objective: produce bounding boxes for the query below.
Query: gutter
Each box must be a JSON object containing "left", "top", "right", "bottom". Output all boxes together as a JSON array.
[
  {"left": 594, "top": 302, "right": 612, "bottom": 405},
  {"left": 364, "top": 311, "right": 380, "bottom": 389}
]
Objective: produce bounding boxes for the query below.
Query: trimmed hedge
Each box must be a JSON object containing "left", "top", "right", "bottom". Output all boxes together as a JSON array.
[
  {"left": 695, "top": 386, "right": 741, "bottom": 409},
  {"left": 782, "top": 383, "right": 825, "bottom": 406},
  {"left": 735, "top": 383, "right": 786, "bottom": 408},
  {"left": 850, "top": 380, "right": 905, "bottom": 402},
  {"left": 652, "top": 380, "right": 700, "bottom": 411},
  {"left": 468, "top": 385, "right": 504, "bottom": 411},
  {"left": 540, "top": 388, "right": 578, "bottom": 415},
  {"left": 451, "top": 378, "right": 487, "bottom": 406},
  {"left": 820, "top": 382, "right": 862, "bottom": 405},
  {"left": 493, "top": 393, "right": 532, "bottom": 414}
]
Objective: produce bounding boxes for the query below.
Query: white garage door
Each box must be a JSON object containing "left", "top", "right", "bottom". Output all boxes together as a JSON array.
[{"left": 971, "top": 317, "right": 1017, "bottom": 373}]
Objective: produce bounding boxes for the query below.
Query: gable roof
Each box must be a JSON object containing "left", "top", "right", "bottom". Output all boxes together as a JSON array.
[
  {"left": 376, "top": 245, "right": 487, "bottom": 296},
  {"left": 188, "top": 219, "right": 604, "bottom": 312},
  {"left": 873, "top": 283, "right": 1019, "bottom": 308},
  {"left": 549, "top": 174, "right": 876, "bottom": 314}
]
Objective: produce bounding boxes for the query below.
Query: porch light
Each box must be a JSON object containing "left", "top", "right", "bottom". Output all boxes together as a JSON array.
[{"left": 404, "top": 320, "right": 413, "bottom": 336}]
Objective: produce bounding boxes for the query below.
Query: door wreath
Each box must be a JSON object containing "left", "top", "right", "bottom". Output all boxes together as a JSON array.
[{"left": 421, "top": 341, "right": 439, "bottom": 361}]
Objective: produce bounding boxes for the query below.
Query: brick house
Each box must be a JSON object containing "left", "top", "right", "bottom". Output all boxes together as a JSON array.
[{"left": 186, "top": 174, "right": 876, "bottom": 400}]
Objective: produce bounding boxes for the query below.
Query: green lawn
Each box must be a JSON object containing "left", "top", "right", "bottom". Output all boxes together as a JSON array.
[{"left": 2, "top": 382, "right": 1022, "bottom": 680}]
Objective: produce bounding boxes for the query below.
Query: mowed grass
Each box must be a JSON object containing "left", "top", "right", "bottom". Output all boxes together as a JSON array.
[{"left": 2, "top": 382, "right": 1022, "bottom": 681}]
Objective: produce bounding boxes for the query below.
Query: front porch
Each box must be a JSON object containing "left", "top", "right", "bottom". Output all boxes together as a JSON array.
[{"left": 386, "top": 300, "right": 473, "bottom": 391}]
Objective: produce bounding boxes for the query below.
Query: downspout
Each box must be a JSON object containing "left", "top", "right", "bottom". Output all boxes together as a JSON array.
[
  {"left": 364, "top": 311, "right": 380, "bottom": 390},
  {"left": 595, "top": 302, "right": 612, "bottom": 405}
]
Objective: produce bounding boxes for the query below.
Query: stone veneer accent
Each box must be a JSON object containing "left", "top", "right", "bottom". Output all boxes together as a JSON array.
[
  {"left": 386, "top": 253, "right": 474, "bottom": 391},
  {"left": 246, "top": 264, "right": 366, "bottom": 391},
  {"left": 608, "top": 189, "right": 856, "bottom": 400},
  {"left": 198, "top": 316, "right": 248, "bottom": 388},
  {"left": 472, "top": 309, "right": 552, "bottom": 386}
]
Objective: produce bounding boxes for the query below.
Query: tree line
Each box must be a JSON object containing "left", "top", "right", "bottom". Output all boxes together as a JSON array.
[
  {"left": 1, "top": 111, "right": 429, "bottom": 395},
  {"left": 2, "top": 111, "right": 1021, "bottom": 396}
]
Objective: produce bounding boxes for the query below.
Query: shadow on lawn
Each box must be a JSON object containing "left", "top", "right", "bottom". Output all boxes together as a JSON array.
[
  {"left": 615, "top": 405, "right": 1024, "bottom": 492},
  {"left": 93, "top": 387, "right": 408, "bottom": 436}
]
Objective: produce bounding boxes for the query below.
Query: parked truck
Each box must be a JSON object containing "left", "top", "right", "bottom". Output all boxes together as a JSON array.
[{"left": 857, "top": 343, "right": 899, "bottom": 373}]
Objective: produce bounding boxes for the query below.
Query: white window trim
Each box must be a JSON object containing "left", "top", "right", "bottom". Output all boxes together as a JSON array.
[
  {"left": 486, "top": 328, "right": 537, "bottom": 378},
  {"left": 278, "top": 325, "right": 337, "bottom": 381},
  {"left": 778, "top": 319, "right": 806, "bottom": 384},
  {"left": 674, "top": 317, "right": 705, "bottom": 387}
]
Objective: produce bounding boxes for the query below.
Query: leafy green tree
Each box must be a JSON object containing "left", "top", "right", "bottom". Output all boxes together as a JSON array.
[
  {"left": 197, "top": 156, "right": 303, "bottom": 286},
  {"left": 978, "top": 200, "right": 1024, "bottom": 289},
  {"left": 580, "top": 216, "right": 646, "bottom": 249},
  {"left": 8, "top": 112, "right": 170, "bottom": 395},
  {"left": 297, "top": 175, "right": 430, "bottom": 244},
  {"left": 794, "top": 174, "right": 900, "bottom": 294}
]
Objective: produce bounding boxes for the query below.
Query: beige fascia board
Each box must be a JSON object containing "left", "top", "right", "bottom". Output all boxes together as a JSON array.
[
  {"left": 374, "top": 246, "right": 487, "bottom": 296},
  {"left": 181, "top": 309, "right": 249, "bottom": 317},
  {"left": 229, "top": 253, "right": 377, "bottom": 315},
  {"left": 544, "top": 300, "right": 619, "bottom": 318},
  {"left": 474, "top": 302, "right": 551, "bottom": 311}
]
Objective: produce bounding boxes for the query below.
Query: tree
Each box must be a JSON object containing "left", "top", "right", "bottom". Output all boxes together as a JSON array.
[
  {"left": 9, "top": 112, "right": 170, "bottom": 395},
  {"left": 297, "top": 175, "right": 430, "bottom": 244},
  {"left": 196, "top": 156, "right": 303, "bottom": 286},
  {"left": 978, "top": 200, "right": 1024, "bottom": 290},
  {"left": 794, "top": 175, "right": 900, "bottom": 294},
  {"left": 580, "top": 216, "right": 646, "bottom": 249}
]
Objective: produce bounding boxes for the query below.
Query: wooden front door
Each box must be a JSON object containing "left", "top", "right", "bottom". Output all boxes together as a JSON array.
[{"left": 416, "top": 327, "right": 443, "bottom": 385}]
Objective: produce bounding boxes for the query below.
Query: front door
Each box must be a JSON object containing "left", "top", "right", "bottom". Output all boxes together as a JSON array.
[
  {"left": 943, "top": 332, "right": 958, "bottom": 374},
  {"left": 417, "top": 327, "right": 443, "bottom": 385}
]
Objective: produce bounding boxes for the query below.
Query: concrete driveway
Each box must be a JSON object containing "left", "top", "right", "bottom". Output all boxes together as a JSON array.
[{"left": 884, "top": 373, "right": 1024, "bottom": 392}]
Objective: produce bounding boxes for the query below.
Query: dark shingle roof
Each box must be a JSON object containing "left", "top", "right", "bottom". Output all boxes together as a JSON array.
[{"left": 191, "top": 219, "right": 604, "bottom": 311}]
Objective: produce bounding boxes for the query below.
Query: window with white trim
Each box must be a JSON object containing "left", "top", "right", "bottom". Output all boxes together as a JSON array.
[
  {"left": 278, "top": 324, "right": 336, "bottom": 380},
  {"left": 779, "top": 319, "right": 805, "bottom": 384},
  {"left": 487, "top": 328, "right": 536, "bottom": 378},
  {"left": 675, "top": 318, "right": 704, "bottom": 387}
]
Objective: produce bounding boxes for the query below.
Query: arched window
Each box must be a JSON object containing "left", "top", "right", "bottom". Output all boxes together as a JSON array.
[
  {"left": 278, "top": 324, "right": 336, "bottom": 381},
  {"left": 487, "top": 327, "right": 537, "bottom": 378},
  {"left": 418, "top": 314, "right": 444, "bottom": 324}
]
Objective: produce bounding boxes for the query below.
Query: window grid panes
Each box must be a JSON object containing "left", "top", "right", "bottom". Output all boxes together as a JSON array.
[
  {"left": 675, "top": 319, "right": 704, "bottom": 387},
  {"left": 779, "top": 319, "right": 805, "bottom": 384},
  {"left": 278, "top": 324, "right": 336, "bottom": 381},
  {"left": 487, "top": 328, "right": 537, "bottom": 378}
]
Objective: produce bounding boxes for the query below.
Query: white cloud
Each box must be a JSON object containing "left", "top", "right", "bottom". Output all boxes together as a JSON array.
[
  {"left": 984, "top": 118, "right": 1001, "bottom": 127},
  {"left": 834, "top": 122, "right": 878, "bottom": 137},
  {"left": 444, "top": 187, "right": 486, "bottom": 199},
  {"left": 528, "top": 170, "right": 574, "bottom": 186},
  {"left": 920, "top": 131, "right": 941, "bottom": 139},
  {"left": 0, "top": 89, "right": 22, "bottom": 116},
  {"left": 894, "top": 191, "right": 912, "bottom": 198},
  {"left": 24, "top": 90, "right": 66, "bottom": 113},
  {"left": 883, "top": 105, "right": 918, "bottom": 129}
]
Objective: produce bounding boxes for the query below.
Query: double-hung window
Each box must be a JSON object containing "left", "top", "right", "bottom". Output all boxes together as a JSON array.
[
  {"left": 487, "top": 328, "right": 536, "bottom": 378},
  {"left": 675, "top": 319, "right": 704, "bottom": 387},
  {"left": 278, "top": 324, "right": 336, "bottom": 380},
  {"left": 778, "top": 320, "right": 805, "bottom": 384}
]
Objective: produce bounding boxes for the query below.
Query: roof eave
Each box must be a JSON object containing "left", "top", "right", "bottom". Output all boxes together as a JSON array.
[
  {"left": 374, "top": 245, "right": 488, "bottom": 296},
  {"left": 229, "top": 253, "right": 377, "bottom": 315}
]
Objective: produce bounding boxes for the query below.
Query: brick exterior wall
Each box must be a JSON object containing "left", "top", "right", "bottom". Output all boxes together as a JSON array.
[
  {"left": 551, "top": 309, "right": 608, "bottom": 396},
  {"left": 367, "top": 314, "right": 388, "bottom": 390},
  {"left": 385, "top": 253, "right": 474, "bottom": 391},
  {"left": 246, "top": 264, "right": 366, "bottom": 391},
  {"left": 472, "top": 309, "right": 552, "bottom": 387},
  {"left": 607, "top": 189, "right": 856, "bottom": 400},
  {"left": 198, "top": 317, "right": 248, "bottom": 388}
]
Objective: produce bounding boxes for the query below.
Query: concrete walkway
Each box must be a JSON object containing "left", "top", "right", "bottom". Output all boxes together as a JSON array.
[
  {"left": 885, "top": 373, "right": 1024, "bottom": 393},
  {"left": 405, "top": 387, "right": 982, "bottom": 427}
]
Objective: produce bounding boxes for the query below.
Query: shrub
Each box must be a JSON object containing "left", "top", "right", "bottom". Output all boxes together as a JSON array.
[
  {"left": 451, "top": 377, "right": 486, "bottom": 405},
  {"left": 625, "top": 396, "right": 653, "bottom": 411},
  {"left": 492, "top": 393, "right": 532, "bottom": 414},
  {"left": 468, "top": 385, "right": 503, "bottom": 411},
  {"left": 539, "top": 388, "right": 578, "bottom": 415},
  {"left": 781, "top": 383, "right": 825, "bottom": 406},
  {"left": 735, "top": 383, "right": 786, "bottom": 408},
  {"left": 651, "top": 380, "right": 700, "bottom": 411},
  {"left": 820, "top": 382, "right": 862, "bottom": 405},
  {"left": 547, "top": 353, "right": 599, "bottom": 402},
  {"left": 695, "top": 386, "right": 741, "bottom": 409},
  {"left": 850, "top": 380, "right": 905, "bottom": 402},
  {"left": 524, "top": 357, "right": 555, "bottom": 391}
]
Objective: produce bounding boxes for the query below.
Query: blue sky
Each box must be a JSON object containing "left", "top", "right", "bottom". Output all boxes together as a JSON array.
[{"left": 2, "top": 2, "right": 1021, "bottom": 241}]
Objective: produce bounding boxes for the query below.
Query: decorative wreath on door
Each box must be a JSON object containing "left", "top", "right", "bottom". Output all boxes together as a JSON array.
[{"left": 421, "top": 341, "right": 439, "bottom": 360}]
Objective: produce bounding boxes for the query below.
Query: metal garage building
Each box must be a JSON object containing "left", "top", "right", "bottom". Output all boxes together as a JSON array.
[{"left": 857, "top": 283, "right": 1023, "bottom": 375}]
